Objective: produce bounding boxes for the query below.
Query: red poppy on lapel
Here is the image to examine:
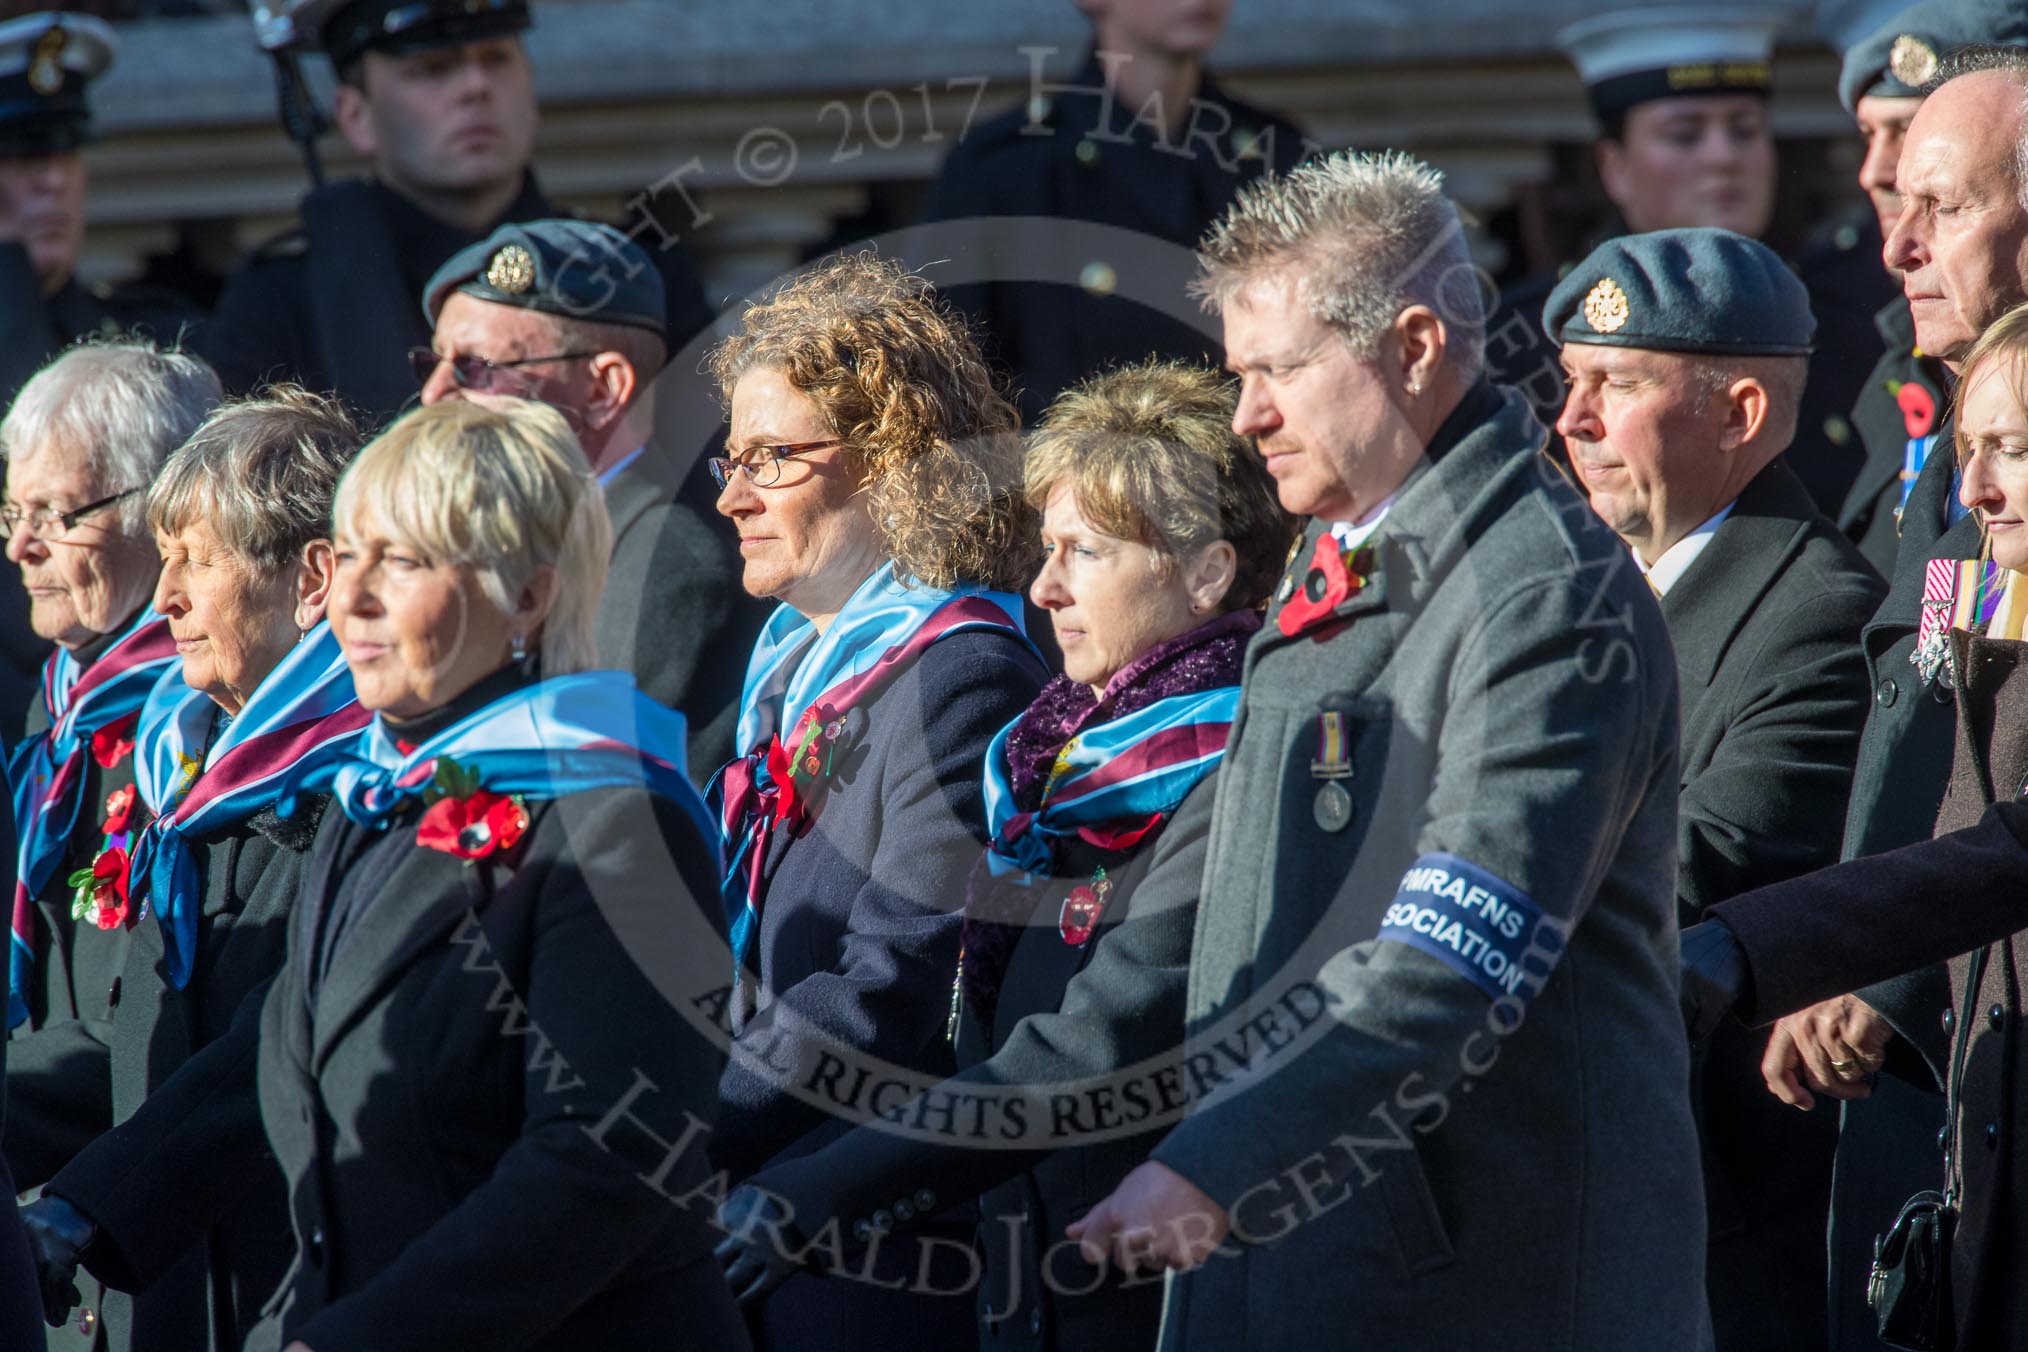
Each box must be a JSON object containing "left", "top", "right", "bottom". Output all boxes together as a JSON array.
[
  {"left": 91, "top": 711, "right": 140, "bottom": 768},
  {"left": 68, "top": 847, "right": 131, "bottom": 930},
  {"left": 1277, "top": 535, "right": 1370, "bottom": 639},
  {"left": 102, "top": 783, "right": 138, "bottom": 836},
  {"left": 417, "top": 790, "right": 530, "bottom": 860}
]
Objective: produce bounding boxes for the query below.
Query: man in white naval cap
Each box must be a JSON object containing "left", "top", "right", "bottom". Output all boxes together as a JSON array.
[{"left": 1490, "top": 4, "right": 1895, "bottom": 537}]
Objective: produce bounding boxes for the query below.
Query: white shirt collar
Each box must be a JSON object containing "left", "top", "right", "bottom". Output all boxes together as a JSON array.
[
  {"left": 1638, "top": 500, "right": 1735, "bottom": 597},
  {"left": 597, "top": 444, "right": 647, "bottom": 489},
  {"left": 1328, "top": 492, "right": 1398, "bottom": 553}
]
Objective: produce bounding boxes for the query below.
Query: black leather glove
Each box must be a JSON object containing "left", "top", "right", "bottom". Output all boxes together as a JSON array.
[
  {"left": 20, "top": 1194, "right": 94, "bottom": 1327},
  {"left": 715, "top": 1184, "right": 807, "bottom": 1308},
  {"left": 1680, "top": 918, "right": 1749, "bottom": 1043}
]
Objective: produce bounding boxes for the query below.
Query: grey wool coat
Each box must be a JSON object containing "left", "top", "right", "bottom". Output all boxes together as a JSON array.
[{"left": 1145, "top": 383, "right": 1709, "bottom": 1351}]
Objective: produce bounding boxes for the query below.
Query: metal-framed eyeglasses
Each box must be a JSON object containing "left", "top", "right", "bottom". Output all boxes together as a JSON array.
[
  {"left": 408, "top": 347, "right": 602, "bottom": 391},
  {"left": 0, "top": 487, "right": 141, "bottom": 538},
  {"left": 708, "top": 439, "right": 847, "bottom": 490}
]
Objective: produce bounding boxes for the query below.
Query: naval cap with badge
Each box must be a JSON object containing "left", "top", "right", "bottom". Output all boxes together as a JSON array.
[
  {"left": 1541, "top": 227, "right": 1816, "bottom": 357},
  {"left": 423, "top": 218, "right": 667, "bottom": 340},
  {"left": 0, "top": 11, "right": 115, "bottom": 159},
  {"left": 283, "top": 0, "right": 531, "bottom": 71},
  {"left": 1557, "top": 4, "right": 1794, "bottom": 129},
  {"left": 1837, "top": 0, "right": 2028, "bottom": 114}
]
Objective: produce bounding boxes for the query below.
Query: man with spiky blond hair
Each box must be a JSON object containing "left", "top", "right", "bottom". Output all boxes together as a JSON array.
[{"left": 1068, "top": 149, "right": 1709, "bottom": 1350}]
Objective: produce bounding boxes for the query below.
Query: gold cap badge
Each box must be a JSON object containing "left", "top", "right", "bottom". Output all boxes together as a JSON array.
[
  {"left": 484, "top": 244, "right": 536, "bottom": 295},
  {"left": 1582, "top": 277, "right": 1630, "bottom": 335},
  {"left": 27, "top": 27, "right": 66, "bottom": 97},
  {"left": 1890, "top": 33, "right": 1938, "bottom": 89}
]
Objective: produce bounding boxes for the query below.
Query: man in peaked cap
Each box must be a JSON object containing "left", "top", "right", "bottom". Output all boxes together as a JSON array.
[
  {"left": 0, "top": 12, "right": 204, "bottom": 748},
  {"left": 196, "top": 0, "right": 712, "bottom": 426},
  {"left": 1547, "top": 227, "right": 1884, "bottom": 1351},
  {"left": 419, "top": 219, "right": 761, "bottom": 778},
  {"left": 1490, "top": 4, "right": 1893, "bottom": 524}
]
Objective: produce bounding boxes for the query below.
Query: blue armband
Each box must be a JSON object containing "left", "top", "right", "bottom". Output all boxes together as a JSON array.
[{"left": 1378, "top": 852, "right": 1566, "bottom": 1013}]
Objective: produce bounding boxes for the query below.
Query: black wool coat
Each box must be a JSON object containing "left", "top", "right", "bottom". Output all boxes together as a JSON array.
[
  {"left": 46, "top": 799, "right": 324, "bottom": 1352},
  {"left": 0, "top": 795, "right": 40, "bottom": 1352},
  {"left": 7, "top": 704, "right": 143, "bottom": 1194},
  {"left": 1658, "top": 459, "right": 1884, "bottom": 1349},
  {"left": 250, "top": 782, "right": 745, "bottom": 1352}
]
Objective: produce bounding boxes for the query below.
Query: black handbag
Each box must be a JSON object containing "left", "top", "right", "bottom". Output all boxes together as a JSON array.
[{"left": 1866, "top": 945, "right": 1987, "bottom": 1351}]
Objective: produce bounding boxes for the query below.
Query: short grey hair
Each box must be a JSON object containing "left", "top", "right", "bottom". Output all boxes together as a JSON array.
[
  {"left": 1, "top": 340, "right": 223, "bottom": 534},
  {"left": 1692, "top": 355, "right": 1807, "bottom": 450},
  {"left": 1930, "top": 45, "right": 2028, "bottom": 211},
  {"left": 1194, "top": 149, "right": 1487, "bottom": 379},
  {"left": 148, "top": 385, "right": 364, "bottom": 573}
]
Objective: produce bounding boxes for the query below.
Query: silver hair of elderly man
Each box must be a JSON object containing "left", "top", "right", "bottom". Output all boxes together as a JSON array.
[
  {"left": 1, "top": 340, "right": 223, "bottom": 536},
  {"left": 1192, "top": 148, "right": 1489, "bottom": 381}
]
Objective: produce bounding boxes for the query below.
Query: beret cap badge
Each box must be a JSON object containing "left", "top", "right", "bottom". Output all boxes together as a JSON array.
[
  {"left": 484, "top": 244, "right": 536, "bottom": 295},
  {"left": 1889, "top": 33, "right": 1938, "bottom": 89},
  {"left": 1582, "top": 277, "right": 1630, "bottom": 334},
  {"left": 28, "top": 27, "right": 65, "bottom": 96}
]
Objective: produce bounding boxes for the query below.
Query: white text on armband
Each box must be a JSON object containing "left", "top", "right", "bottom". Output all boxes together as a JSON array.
[{"left": 1378, "top": 852, "right": 1565, "bottom": 1011}]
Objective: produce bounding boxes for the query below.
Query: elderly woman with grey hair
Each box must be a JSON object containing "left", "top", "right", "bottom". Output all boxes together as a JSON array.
[
  {"left": 19, "top": 386, "right": 371, "bottom": 1352},
  {"left": 1, "top": 340, "right": 219, "bottom": 1189}
]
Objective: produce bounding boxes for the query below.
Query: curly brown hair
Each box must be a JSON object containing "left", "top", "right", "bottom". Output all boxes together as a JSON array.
[{"left": 707, "top": 253, "right": 1035, "bottom": 591}]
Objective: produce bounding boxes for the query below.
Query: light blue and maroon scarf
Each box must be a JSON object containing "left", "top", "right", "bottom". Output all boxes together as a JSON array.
[
  {"left": 7, "top": 609, "right": 178, "bottom": 1028},
  {"left": 958, "top": 609, "right": 1255, "bottom": 1029},
  {"left": 127, "top": 623, "right": 370, "bottom": 988},
  {"left": 282, "top": 668, "right": 711, "bottom": 843},
  {"left": 710, "top": 562, "right": 1030, "bottom": 981}
]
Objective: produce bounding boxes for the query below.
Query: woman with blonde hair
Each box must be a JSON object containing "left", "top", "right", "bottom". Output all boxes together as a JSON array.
[
  {"left": 1684, "top": 301, "right": 2028, "bottom": 1346},
  {"left": 706, "top": 253, "right": 1049, "bottom": 1347},
  {"left": 21, "top": 397, "right": 746, "bottom": 1352},
  {"left": 719, "top": 359, "right": 1297, "bottom": 1351}
]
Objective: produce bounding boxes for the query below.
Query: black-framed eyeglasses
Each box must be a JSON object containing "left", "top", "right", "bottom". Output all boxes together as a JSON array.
[
  {"left": 407, "top": 347, "right": 602, "bottom": 391},
  {"left": 709, "top": 439, "right": 847, "bottom": 490},
  {"left": 0, "top": 487, "right": 140, "bottom": 538}
]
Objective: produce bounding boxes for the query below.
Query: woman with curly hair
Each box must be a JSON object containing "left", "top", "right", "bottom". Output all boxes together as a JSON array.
[{"left": 706, "top": 252, "right": 1049, "bottom": 1348}]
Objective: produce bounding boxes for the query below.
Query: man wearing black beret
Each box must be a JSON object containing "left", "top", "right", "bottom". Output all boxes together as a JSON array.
[
  {"left": 1547, "top": 226, "right": 1885, "bottom": 1352},
  {"left": 196, "top": 0, "right": 712, "bottom": 426},
  {"left": 416, "top": 219, "right": 761, "bottom": 779},
  {"left": 1492, "top": 5, "right": 1894, "bottom": 527}
]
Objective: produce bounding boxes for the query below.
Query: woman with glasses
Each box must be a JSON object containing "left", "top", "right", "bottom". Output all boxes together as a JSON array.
[
  {"left": 0, "top": 342, "right": 220, "bottom": 1195},
  {"left": 706, "top": 253, "right": 1048, "bottom": 1349}
]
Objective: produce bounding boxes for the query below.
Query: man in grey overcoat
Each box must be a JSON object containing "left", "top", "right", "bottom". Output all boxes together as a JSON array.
[{"left": 1069, "top": 149, "right": 1710, "bottom": 1351}]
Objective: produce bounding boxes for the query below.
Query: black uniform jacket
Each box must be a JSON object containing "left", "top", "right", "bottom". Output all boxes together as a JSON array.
[
  {"left": 919, "top": 53, "right": 1310, "bottom": 422},
  {"left": 197, "top": 173, "right": 713, "bottom": 426},
  {"left": 1659, "top": 459, "right": 1883, "bottom": 1350}
]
